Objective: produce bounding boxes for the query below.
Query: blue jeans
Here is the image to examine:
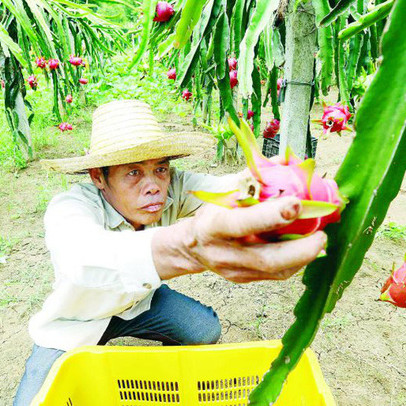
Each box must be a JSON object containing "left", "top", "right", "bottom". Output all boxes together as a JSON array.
[{"left": 13, "top": 284, "right": 221, "bottom": 405}]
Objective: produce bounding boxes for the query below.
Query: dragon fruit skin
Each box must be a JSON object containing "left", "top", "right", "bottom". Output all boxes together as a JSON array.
[
  {"left": 153, "top": 2, "right": 174, "bottom": 22},
  {"left": 69, "top": 55, "right": 84, "bottom": 67},
  {"left": 229, "top": 70, "right": 238, "bottom": 89},
  {"left": 79, "top": 78, "right": 88, "bottom": 84},
  {"left": 228, "top": 57, "right": 237, "bottom": 71},
  {"left": 263, "top": 119, "right": 280, "bottom": 139},
  {"left": 191, "top": 118, "right": 346, "bottom": 240},
  {"left": 27, "top": 75, "right": 38, "bottom": 89},
  {"left": 65, "top": 94, "right": 73, "bottom": 103},
  {"left": 48, "top": 58, "right": 59, "bottom": 70},
  {"left": 35, "top": 57, "right": 47, "bottom": 69},
  {"left": 167, "top": 68, "right": 176, "bottom": 80},
  {"left": 182, "top": 88, "right": 192, "bottom": 101},
  {"left": 247, "top": 110, "right": 254, "bottom": 120},
  {"left": 380, "top": 256, "right": 406, "bottom": 308},
  {"left": 58, "top": 122, "right": 73, "bottom": 132},
  {"left": 314, "top": 102, "right": 352, "bottom": 135}
]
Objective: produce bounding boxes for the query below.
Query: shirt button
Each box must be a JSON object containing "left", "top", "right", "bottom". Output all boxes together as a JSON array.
[{"left": 143, "top": 283, "right": 152, "bottom": 289}]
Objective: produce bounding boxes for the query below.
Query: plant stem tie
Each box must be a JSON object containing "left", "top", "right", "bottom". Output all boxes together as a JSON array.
[{"left": 278, "top": 79, "right": 315, "bottom": 104}]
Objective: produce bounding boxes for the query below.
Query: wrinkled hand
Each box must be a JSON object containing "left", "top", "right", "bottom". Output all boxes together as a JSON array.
[{"left": 186, "top": 196, "right": 327, "bottom": 283}]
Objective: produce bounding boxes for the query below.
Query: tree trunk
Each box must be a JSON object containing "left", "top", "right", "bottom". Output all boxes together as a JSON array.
[{"left": 279, "top": 0, "right": 317, "bottom": 158}]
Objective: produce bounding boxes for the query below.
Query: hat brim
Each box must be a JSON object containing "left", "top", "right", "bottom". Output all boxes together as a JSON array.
[{"left": 40, "top": 132, "right": 216, "bottom": 174}]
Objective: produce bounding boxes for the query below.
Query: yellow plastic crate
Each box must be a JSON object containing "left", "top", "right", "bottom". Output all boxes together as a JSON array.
[{"left": 32, "top": 340, "right": 335, "bottom": 406}]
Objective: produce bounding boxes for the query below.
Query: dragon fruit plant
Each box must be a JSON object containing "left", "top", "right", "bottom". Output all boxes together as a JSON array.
[
  {"left": 380, "top": 254, "right": 406, "bottom": 308},
  {"left": 35, "top": 57, "right": 47, "bottom": 69},
  {"left": 182, "top": 88, "right": 192, "bottom": 101},
  {"left": 229, "top": 70, "right": 238, "bottom": 89},
  {"left": 167, "top": 68, "right": 176, "bottom": 80},
  {"left": 314, "top": 102, "right": 352, "bottom": 135},
  {"left": 153, "top": 2, "right": 174, "bottom": 22},
  {"left": 191, "top": 118, "right": 346, "bottom": 242},
  {"left": 263, "top": 119, "right": 280, "bottom": 139}
]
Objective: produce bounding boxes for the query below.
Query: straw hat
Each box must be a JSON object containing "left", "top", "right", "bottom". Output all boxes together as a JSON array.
[{"left": 41, "top": 99, "right": 216, "bottom": 174}]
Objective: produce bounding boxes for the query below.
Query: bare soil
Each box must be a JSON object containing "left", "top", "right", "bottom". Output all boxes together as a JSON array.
[{"left": 0, "top": 105, "right": 405, "bottom": 405}]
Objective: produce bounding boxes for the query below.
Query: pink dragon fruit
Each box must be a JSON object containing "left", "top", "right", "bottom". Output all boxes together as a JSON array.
[
  {"left": 314, "top": 102, "right": 352, "bottom": 135},
  {"left": 263, "top": 119, "right": 280, "bottom": 139},
  {"left": 58, "top": 122, "right": 73, "bottom": 132},
  {"left": 65, "top": 94, "right": 73, "bottom": 103},
  {"left": 35, "top": 57, "right": 47, "bottom": 69},
  {"left": 27, "top": 75, "right": 38, "bottom": 90},
  {"left": 79, "top": 78, "right": 88, "bottom": 85},
  {"left": 247, "top": 110, "right": 254, "bottom": 120},
  {"left": 228, "top": 57, "right": 237, "bottom": 71},
  {"left": 167, "top": 68, "right": 176, "bottom": 80},
  {"left": 69, "top": 55, "right": 84, "bottom": 67},
  {"left": 191, "top": 118, "right": 346, "bottom": 241},
  {"left": 48, "top": 58, "right": 59, "bottom": 70},
  {"left": 229, "top": 70, "right": 238, "bottom": 89},
  {"left": 153, "top": 2, "right": 174, "bottom": 22},
  {"left": 380, "top": 255, "right": 406, "bottom": 308},
  {"left": 182, "top": 88, "right": 192, "bottom": 101}
]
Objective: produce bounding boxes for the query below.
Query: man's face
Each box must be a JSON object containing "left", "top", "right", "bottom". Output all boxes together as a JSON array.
[{"left": 89, "top": 158, "right": 171, "bottom": 230}]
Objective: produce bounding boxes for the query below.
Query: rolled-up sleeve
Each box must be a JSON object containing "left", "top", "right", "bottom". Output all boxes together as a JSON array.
[{"left": 44, "top": 196, "right": 162, "bottom": 320}]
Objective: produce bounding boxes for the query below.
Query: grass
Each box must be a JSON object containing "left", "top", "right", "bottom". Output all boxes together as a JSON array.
[{"left": 376, "top": 222, "right": 406, "bottom": 242}]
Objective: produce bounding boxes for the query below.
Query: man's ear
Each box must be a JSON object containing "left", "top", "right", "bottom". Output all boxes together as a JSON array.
[{"left": 88, "top": 168, "right": 106, "bottom": 190}]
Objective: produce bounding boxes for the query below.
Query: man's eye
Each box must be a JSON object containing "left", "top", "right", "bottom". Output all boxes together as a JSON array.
[
  {"left": 157, "top": 167, "right": 168, "bottom": 173},
  {"left": 128, "top": 170, "right": 140, "bottom": 176}
]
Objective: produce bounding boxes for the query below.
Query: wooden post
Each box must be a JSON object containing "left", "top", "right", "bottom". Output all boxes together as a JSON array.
[{"left": 279, "top": 0, "right": 316, "bottom": 158}]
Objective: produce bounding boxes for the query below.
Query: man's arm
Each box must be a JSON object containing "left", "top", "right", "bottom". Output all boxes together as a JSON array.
[{"left": 152, "top": 196, "right": 327, "bottom": 283}]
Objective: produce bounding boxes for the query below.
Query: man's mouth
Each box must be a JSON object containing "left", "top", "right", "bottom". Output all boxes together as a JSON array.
[{"left": 140, "top": 202, "right": 164, "bottom": 212}]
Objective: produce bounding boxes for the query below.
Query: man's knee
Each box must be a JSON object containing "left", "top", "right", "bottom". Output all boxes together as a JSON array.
[{"left": 184, "top": 311, "right": 222, "bottom": 345}]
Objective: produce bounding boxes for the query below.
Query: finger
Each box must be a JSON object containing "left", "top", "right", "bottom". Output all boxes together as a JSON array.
[
  {"left": 216, "top": 265, "right": 303, "bottom": 283},
  {"left": 209, "top": 196, "right": 302, "bottom": 239},
  {"left": 209, "top": 231, "right": 326, "bottom": 276}
]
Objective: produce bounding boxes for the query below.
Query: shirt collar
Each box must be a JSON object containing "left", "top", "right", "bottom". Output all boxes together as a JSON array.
[{"left": 99, "top": 190, "right": 174, "bottom": 230}]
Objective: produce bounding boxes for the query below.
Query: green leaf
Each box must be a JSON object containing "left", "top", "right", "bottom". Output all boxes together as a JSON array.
[
  {"left": 338, "top": 0, "right": 394, "bottom": 41},
  {"left": 213, "top": 11, "right": 230, "bottom": 80},
  {"left": 0, "top": 23, "right": 27, "bottom": 68},
  {"left": 298, "top": 200, "right": 339, "bottom": 219},
  {"left": 238, "top": 0, "right": 279, "bottom": 98},
  {"left": 319, "top": 0, "right": 356, "bottom": 27},
  {"left": 248, "top": 0, "right": 406, "bottom": 403}
]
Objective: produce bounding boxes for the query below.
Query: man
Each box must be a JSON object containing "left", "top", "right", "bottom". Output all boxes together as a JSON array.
[{"left": 13, "top": 100, "right": 326, "bottom": 405}]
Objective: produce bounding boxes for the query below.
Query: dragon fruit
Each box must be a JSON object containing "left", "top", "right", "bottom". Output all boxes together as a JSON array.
[
  {"left": 69, "top": 55, "right": 84, "bottom": 67},
  {"left": 230, "top": 70, "right": 238, "bottom": 89},
  {"left": 182, "top": 88, "right": 192, "bottom": 101},
  {"left": 153, "top": 2, "right": 174, "bottom": 22},
  {"left": 380, "top": 255, "right": 406, "bottom": 308},
  {"left": 27, "top": 75, "right": 38, "bottom": 90},
  {"left": 191, "top": 118, "right": 346, "bottom": 241},
  {"left": 228, "top": 57, "right": 237, "bottom": 71},
  {"left": 58, "top": 122, "right": 73, "bottom": 132},
  {"left": 65, "top": 95, "right": 73, "bottom": 103},
  {"left": 167, "top": 68, "right": 176, "bottom": 80},
  {"left": 79, "top": 78, "right": 88, "bottom": 85},
  {"left": 247, "top": 110, "right": 254, "bottom": 120},
  {"left": 35, "top": 57, "right": 47, "bottom": 69},
  {"left": 48, "top": 58, "right": 59, "bottom": 70},
  {"left": 263, "top": 119, "right": 280, "bottom": 139},
  {"left": 314, "top": 102, "right": 352, "bottom": 135}
]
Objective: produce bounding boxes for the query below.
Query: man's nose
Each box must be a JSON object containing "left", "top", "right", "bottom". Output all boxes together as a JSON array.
[{"left": 142, "top": 178, "right": 161, "bottom": 195}]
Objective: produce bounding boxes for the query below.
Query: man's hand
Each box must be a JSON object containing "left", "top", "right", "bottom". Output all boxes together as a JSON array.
[{"left": 152, "top": 196, "right": 327, "bottom": 283}]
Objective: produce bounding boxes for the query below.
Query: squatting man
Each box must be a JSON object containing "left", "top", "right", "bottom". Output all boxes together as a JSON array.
[{"left": 13, "top": 100, "right": 326, "bottom": 405}]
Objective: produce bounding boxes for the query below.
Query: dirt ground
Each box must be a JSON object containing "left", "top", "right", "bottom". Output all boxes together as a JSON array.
[{"left": 1, "top": 105, "right": 405, "bottom": 405}]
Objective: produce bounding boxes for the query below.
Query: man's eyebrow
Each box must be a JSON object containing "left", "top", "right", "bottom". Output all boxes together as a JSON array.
[{"left": 157, "top": 158, "right": 170, "bottom": 165}]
